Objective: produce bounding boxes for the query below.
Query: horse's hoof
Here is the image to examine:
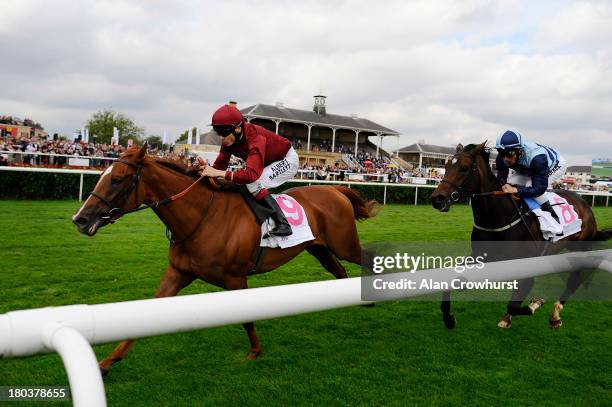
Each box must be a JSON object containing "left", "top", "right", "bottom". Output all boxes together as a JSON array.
[
  {"left": 443, "top": 314, "right": 456, "bottom": 330},
  {"left": 247, "top": 349, "right": 262, "bottom": 360},
  {"left": 497, "top": 314, "right": 512, "bottom": 329},
  {"left": 549, "top": 319, "right": 563, "bottom": 329},
  {"left": 529, "top": 298, "right": 545, "bottom": 314}
]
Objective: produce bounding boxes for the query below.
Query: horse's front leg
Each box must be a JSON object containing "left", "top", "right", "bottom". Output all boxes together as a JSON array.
[
  {"left": 224, "top": 275, "right": 261, "bottom": 360},
  {"left": 99, "top": 266, "right": 195, "bottom": 376}
]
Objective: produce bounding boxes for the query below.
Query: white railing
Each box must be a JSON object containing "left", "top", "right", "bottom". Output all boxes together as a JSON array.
[
  {"left": 0, "top": 166, "right": 610, "bottom": 206},
  {"left": 1, "top": 250, "right": 610, "bottom": 406}
]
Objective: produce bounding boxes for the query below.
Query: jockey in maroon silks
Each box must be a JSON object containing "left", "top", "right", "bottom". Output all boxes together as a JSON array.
[{"left": 199, "top": 104, "right": 299, "bottom": 237}]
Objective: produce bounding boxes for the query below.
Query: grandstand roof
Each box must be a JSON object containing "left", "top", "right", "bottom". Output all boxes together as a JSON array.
[
  {"left": 397, "top": 143, "right": 456, "bottom": 155},
  {"left": 240, "top": 104, "right": 399, "bottom": 135},
  {"left": 567, "top": 165, "right": 592, "bottom": 173}
]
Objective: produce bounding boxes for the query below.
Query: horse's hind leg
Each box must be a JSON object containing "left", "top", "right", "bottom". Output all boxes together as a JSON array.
[
  {"left": 499, "top": 277, "right": 544, "bottom": 328},
  {"left": 224, "top": 275, "right": 261, "bottom": 360},
  {"left": 99, "top": 266, "right": 195, "bottom": 376},
  {"left": 306, "top": 245, "right": 348, "bottom": 279},
  {"left": 441, "top": 291, "right": 456, "bottom": 329},
  {"left": 550, "top": 270, "right": 583, "bottom": 329}
]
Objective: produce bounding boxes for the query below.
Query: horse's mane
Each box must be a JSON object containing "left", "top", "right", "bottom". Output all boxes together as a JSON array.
[
  {"left": 118, "top": 147, "right": 201, "bottom": 179},
  {"left": 462, "top": 143, "right": 491, "bottom": 161},
  {"left": 462, "top": 143, "right": 496, "bottom": 179},
  {"left": 153, "top": 157, "right": 201, "bottom": 179}
]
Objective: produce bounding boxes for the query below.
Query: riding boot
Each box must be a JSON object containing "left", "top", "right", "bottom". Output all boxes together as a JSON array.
[
  {"left": 540, "top": 201, "right": 561, "bottom": 225},
  {"left": 262, "top": 195, "right": 293, "bottom": 237}
]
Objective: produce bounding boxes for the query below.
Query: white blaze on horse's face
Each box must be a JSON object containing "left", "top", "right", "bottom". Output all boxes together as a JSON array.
[
  {"left": 101, "top": 165, "right": 113, "bottom": 180},
  {"left": 74, "top": 164, "right": 115, "bottom": 220},
  {"left": 451, "top": 158, "right": 458, "bottom": 165}
]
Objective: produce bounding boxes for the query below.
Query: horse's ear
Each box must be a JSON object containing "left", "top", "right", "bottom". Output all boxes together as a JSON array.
[
  {"left": 476, "top": 141, "right": 487, "bottom": 151},
  {"left": 138, "top": 141, "right": 148, "bottom": 161},
  {"left": 455, "top": 143, "right": 464, "bottom": 152}
]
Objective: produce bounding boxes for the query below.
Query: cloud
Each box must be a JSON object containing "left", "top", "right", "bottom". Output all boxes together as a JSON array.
[{"left": 1, "top": 0, "right": 610, "bottom": 164}]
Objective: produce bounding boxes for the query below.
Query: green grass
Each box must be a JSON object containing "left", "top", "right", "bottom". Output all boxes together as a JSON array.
[{"left": 0, "top": 201, "right": 611, "bottom": 406}]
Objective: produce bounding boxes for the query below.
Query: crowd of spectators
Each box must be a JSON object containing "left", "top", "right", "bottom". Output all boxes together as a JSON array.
[
  {"left": 0, "top": 132, "right": 244, "bottom": 171},
  {"left": 0, "top": 132, "right": 446, "bottom": 186},
  {"left": 352, "top": 149, "right": 388, "bottom": 170},
  {"left": 298, "top": 162, "right": 409, "bottom": 183},
  {"left": 0, "top": 133, "right": 205, "bottom": 169},
  {"left": 0, "top": 134, "right": 127, "bottom": 168},
  {"left": 292, "top": 138, "right": 360, "bottom": 155}
]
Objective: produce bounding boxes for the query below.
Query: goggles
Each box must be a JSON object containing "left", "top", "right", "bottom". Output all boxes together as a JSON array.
[
  {"left": 213, "top": 125, "right": 235, "bottom": 137},
  {"left": 498, "top": 149, "right": 518, "bottom": 158}
]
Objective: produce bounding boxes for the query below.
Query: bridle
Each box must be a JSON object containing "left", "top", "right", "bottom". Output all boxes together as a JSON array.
[
  {"left": 89, "top": 159, "right": 210, "bottom": 228},
  {"left": 439, "top": 153, "right": 479, "bottom": 203},
  {"left": 90, "top": 160, "right": 146, "bottom": 223}
]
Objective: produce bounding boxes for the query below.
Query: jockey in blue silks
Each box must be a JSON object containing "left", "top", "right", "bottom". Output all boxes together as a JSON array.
[{"left": 495, "top": 130, "right": 567, "bottom": 224}]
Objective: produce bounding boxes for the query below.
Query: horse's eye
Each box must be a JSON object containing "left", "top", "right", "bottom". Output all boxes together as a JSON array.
[
  {"left": 111, "top": 177, "right": 123, "bottom": 185},
  {"left": 460, "top": 166, "right": 469, "bottom": 173}
]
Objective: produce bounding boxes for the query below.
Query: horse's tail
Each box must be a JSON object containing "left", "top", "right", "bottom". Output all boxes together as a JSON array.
[
  {"left": 592, "top": 228, "right": 612, "bottom": 241},
  {"left": 334, "top": 186, "right": 378, "bottom": 220}
]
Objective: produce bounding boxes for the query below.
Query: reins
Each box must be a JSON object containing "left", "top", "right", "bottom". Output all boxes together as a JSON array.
[
  {"left": 90, "top": 159, "right": 211, "bottom": 234},
  {"left": 165, "top": 190, "right": 214, "bottom": 246}
]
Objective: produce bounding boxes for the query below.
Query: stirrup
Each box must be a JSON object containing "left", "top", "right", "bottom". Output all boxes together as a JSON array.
[{"left": 266, "top": 223, "right": 292, "bottom": 238}]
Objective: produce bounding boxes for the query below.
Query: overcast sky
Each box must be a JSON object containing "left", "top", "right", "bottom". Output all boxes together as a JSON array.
[{"left": 1, "top": 0, "right": 610, "bottom": 165}]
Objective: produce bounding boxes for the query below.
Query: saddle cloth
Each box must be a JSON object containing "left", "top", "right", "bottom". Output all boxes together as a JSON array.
[
  {"left": 525, "top": 193, "right": 582, "bottom": 242},
  {"left": 260, "top": 194, "right": 315, "bottom": 248}
]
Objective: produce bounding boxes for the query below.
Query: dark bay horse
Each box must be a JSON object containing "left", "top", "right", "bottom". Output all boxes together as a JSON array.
[
  {"left": 431, "top": 142, "right": 611, "bottom": 329},
  {"left": 72, "top": 144, "right": 376, "bottom": 375}
]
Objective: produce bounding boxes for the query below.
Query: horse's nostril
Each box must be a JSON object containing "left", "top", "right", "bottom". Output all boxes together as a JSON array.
[
  {"left": 73, "top": 216, "right": 89, "bottom": 226},
  {"left": 431, "top": 195, "right": 445, "bottom": 209}
]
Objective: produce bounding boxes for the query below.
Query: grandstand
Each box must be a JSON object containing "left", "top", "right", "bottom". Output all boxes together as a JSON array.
[
  {"left": 187, "top": 97, "right": 402, "bottom": 171},
  {"left": 396, "top": 142, "right": 456, "bottom": 169},
  {"left": 396, "top": 141, "right": 498, "bottom": 172}
]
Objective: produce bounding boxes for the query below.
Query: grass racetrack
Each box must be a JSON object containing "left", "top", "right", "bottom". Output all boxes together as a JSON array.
[{"left": 0, "top": 200, "right": 611, "bottom": 406}]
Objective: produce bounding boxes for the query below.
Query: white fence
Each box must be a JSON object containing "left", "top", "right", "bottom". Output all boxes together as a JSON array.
[
  {"left": 1, "top": 250, "right": 610, "bottom": 406},
  {"left": 1, "top": 166, "right": 610, "bottom": 206}
]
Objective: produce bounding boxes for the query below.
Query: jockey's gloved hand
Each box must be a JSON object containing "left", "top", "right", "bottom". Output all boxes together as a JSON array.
[{"left": 196, "top": 156, "right": 207, "bottom": 168}]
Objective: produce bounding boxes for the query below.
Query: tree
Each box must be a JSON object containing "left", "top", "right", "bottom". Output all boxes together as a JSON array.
[
  {"left": 176, "top": 130, "right": 188, "bottom": 143},
  {"left": 86, "top": 110, "right": 144, "bottom": 145},
  {"left": 175, "top": 127, "right": 197, "bottom": 144}
]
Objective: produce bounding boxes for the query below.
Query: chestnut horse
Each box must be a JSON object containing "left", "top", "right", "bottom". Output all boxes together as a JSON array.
[
  {"left": 431, "top": 142, "right": 611, "bottom": 329},
  {"left": 72, "top": 144, "right": 376, "bottom": 375}
]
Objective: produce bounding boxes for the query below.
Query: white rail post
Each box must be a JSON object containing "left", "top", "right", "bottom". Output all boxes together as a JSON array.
[
  {"left": 42, "top": 323, "right": 106, "bottom": 407},
  {"left": 592, "top": 194, "right": 595, "bottom": 206},
  {"left": 383, "top": 185, "right": 387, "bottom": 205},
  {"left": 414, "top": 187, "right": 418, "bottom": 206},
  {"left": 79, "top": 174, "right": 84, "bottom": 202}
]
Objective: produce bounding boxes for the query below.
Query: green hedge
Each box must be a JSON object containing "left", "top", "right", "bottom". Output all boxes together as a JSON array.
[
  {"left": 0, "top": 171, "right": 99, "bottom": 200},
  {"left": 2, "top": 172, "right": 608, "bottom": 206}
]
